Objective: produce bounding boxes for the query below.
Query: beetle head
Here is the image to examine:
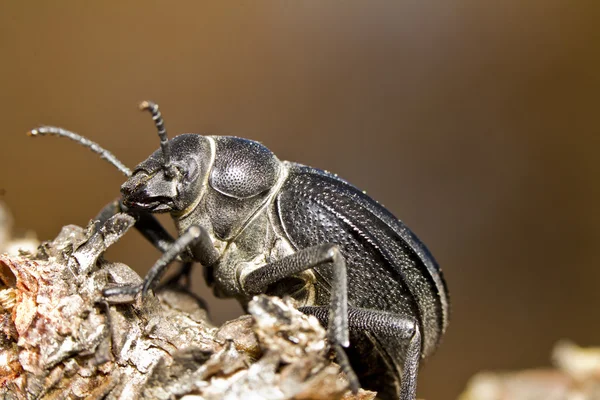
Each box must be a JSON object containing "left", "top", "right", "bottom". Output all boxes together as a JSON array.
[
  {"left": 120, "top": 102, "right": 211, "bottom": 214},
  {"left": 121, "top": 134, "right": 211, "bottom": 213}
]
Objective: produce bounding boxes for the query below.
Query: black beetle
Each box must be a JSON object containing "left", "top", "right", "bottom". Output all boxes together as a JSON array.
[{"left": 29, "top": 101, "right": 449, "bottom": 400}]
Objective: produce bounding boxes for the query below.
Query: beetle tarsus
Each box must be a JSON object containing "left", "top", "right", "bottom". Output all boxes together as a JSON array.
[{"left": 331, "top": 341, "right": 360, "bottom": 393}]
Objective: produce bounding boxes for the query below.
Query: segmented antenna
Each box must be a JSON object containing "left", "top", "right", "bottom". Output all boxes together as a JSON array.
[
  {"left": 139, "top": 100, "right": 175, "bottom": 177},
  {"left": 28, "top": 126, "right": 132, "bottom": 177}
]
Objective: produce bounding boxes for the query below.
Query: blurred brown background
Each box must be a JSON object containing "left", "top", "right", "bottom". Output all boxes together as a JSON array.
[{"left": 1, "top": 2, "right": 599, "bottom": 399}]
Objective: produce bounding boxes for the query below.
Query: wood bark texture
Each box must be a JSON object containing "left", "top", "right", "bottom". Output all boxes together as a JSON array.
[{"left": 0, "top": 204, "right": 375, "bottom": 400}]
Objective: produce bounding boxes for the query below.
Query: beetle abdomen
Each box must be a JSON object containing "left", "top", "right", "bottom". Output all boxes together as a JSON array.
[{"left": 274, "top": 163, "right": 449, "bottom": 358}]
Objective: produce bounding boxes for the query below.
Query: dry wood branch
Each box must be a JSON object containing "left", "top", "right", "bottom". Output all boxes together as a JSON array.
[
  {"left": 459, "top": 342, "right": 600, "bottom": 399},
  {"left": 0, "top": 204, "right": 375, "bottom": 400}
]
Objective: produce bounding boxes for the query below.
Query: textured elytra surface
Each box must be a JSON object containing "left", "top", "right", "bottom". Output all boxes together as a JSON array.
[
  {"left": 275, "top": 164, "right": 447, "bottom": 359},
  {"left": 0, "top": 204, "right": 375, "bottom": 400}
]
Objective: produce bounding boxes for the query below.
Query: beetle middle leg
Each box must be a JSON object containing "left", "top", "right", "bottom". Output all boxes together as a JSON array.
[{"left": 241, "top": 243, "right": 359, "bottom": 393}]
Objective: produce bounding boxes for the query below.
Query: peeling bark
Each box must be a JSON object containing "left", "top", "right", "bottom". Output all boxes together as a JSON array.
[{"left": 0, "top": 204, "right": 375, "bottom": 400}]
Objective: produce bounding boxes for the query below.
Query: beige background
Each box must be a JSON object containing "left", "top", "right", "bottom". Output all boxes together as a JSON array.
[{"left": 1, "top": 2, "right": 599, "bottom": 398}]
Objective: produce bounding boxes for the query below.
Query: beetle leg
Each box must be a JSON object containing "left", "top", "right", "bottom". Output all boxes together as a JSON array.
[
  {"left": 159, "top": 261, "right": 194, "bottom": 289},
  {"left": 242, "top": 243, "right": 356, "bottom": 392},
  {"left": 300, "top": 306, "right": 421, "bottom": 400},
  {"left": 94, "top": 199, "right": 122, "bottom": 227},
  {"left": 102, "top": 225, "right": 216, "bottom": 299},
  {"left": 96, "top": 200, "right": 197, "bottom": 290},
  {"left": 95, "top": 199, "right": 175, "bottom": 253},
  {"left": 139, "top": 225, "right": 217, "bottom": 299}
]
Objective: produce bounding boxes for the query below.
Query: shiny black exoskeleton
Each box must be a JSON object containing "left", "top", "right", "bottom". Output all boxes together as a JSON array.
[{"left": 29, "top": 101, "right": 449, "bottom": 400}]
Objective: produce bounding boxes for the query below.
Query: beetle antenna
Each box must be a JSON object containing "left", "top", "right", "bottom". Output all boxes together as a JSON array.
[
  {"left": 139, "top": 100, "right": 175, "bottom": 177},
  {"left": 27, "top": 126, "right": 132, "bottom": 177}
]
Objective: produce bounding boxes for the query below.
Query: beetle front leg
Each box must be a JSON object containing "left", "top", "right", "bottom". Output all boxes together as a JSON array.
[
  {"left": 96, "top": 200, "right": 196, "bottom": 290},
  {"left": 242, "top": 243, "right": 357, "bottom": 392},
  {"left": 103, "top": 225, "right": 218, "bottom": 299},
  {"left": 139, "top": 225, "right": 207, "bottom": 299},
  {"left": 300, "top": 306, "right": 421, "bottom": 400},
  {"left": 95, "top": 199, "right": 175, "bottom": 253},
  {"left": 159, "top": 261, "right": 194, "bottom": 289}
]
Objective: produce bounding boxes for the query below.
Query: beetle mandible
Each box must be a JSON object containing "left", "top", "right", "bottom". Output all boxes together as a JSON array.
[{"left": 29, "top": 101, "right": 449, "bottom": 400}]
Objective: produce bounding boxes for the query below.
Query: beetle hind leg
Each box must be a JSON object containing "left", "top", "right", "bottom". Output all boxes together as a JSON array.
[{"left": 300, "top": 306, "right": 421, "bottom": 400}]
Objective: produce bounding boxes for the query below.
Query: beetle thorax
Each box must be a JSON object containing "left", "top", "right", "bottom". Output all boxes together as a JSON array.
[{"left": 171, "top": 135, "right": 292, "bottom": 299}]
